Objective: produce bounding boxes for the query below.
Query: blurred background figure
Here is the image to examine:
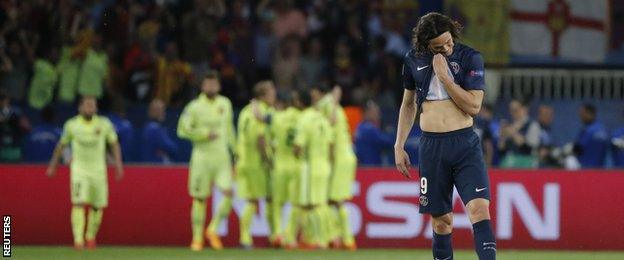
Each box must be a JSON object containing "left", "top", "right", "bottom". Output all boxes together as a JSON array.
[
  {"left": 0, "top": 91, "right": 30, "bottom": 162},
  {"left": 140, "top": 99, "right": 178, "bottom": 164},
  {"left": 574, "top": 104, "right": 609, "bottom": 168},
  {"left": 154, "top": 41, "right": 193, "bottom": 106},
  {"left": 498, "top": 98, "right": 541, "bottom": 168},
  {"left": 536, "top": 105, "right": 559, "bottom": 168},
  {"left": 107, "top": 99, "right": 136, "bottom": 162},
  {"left": 612, "top": 111, "right": 624, "bottom": 168},
  {"left": 22, "top": 106, "right": 60, "bottom": 162},
  {"left": 354, "top": 100, "right": 393, "bottom": 167},
  {"left": 28, "top": 46, "right": 60, "bottom": 110},
  {"left": 57, "top": 30, "right": 108, "bottom": 104}
]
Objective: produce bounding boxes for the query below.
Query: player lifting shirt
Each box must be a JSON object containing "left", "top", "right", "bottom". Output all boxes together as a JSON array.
[{"left": 394, "top": 13, "right": 496, "bottom": 260}]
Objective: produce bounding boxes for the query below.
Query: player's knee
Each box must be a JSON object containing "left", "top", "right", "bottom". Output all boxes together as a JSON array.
[
  {"left": 431, "top": 213, "right": 453, "bottom": 234},
  {"left": 466, "top": 199, "right": 491, "bottom": 223}
]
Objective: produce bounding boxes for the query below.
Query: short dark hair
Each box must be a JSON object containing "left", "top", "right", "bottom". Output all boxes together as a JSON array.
[
  {"left": 203, "top": 70, "right": 219, "bottom": 80},
  {"left": 511, "top": 97, "right": 531, "bottom": 108},
  {"left": 412, "top": 12, "right": 462, "bottom": 54},
  {"left": 79, "top": 95, "right": 97, "bottom": 105},
  {"left": 253, "top": 80, "right": 273, "bottom": 98},
  {"left": 582, "top": 103, "right": 596, "bottom": 116},
  {"left": 298, "top": 89, "right": 312, "bottom": 107}
]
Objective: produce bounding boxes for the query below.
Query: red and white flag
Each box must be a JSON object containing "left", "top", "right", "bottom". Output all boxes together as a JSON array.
[{"left": 510, "top": 0, "right": 608, "bottom": 63}]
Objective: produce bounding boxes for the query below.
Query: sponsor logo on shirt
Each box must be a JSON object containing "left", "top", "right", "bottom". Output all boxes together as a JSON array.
[{"left": 470, "top": 70, "right": 485, "bottom": 77}]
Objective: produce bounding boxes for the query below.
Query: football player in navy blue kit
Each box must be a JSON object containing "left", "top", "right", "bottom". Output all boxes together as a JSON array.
[{"left": 394, "top": 13, "right": 496, "bottom": 260}]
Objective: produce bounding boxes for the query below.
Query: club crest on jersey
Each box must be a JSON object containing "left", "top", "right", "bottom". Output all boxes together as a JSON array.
[
  {"left": 450, "top": 61, "right": 460, "bottom": 75},
  {"left": 218, "top": 106, "right": 224, "bottom": 114},
  {"left": 419, "top": 195, "right": 428, "bottom": 206},
  {"left": 95, "top": 128, "right": 101, "bottom": 135}
]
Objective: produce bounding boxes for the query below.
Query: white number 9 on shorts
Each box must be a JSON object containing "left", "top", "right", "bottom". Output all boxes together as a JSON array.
[{"left": 420, "top": 177, "right": 427, "bottom": 194}]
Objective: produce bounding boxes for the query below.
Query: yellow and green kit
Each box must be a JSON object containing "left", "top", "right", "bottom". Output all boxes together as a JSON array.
[
  {"left": 61, "top": 115, "right": 118, "bottom": 208},
  {"left": 236, "top": 101, "right": 272, "bottom": 200},
  {"left": 177, "top": 94, "right": 236, "bottom": 199}
]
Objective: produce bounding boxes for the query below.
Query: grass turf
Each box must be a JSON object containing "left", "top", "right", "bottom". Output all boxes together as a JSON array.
[{"left": 11, "top": 246, "right": 624, "bottom": 260}]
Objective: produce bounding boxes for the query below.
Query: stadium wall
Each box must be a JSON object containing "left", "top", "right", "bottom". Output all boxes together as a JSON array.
[{"left": 1, "top": 165, "right": 623, "bottom": 250}]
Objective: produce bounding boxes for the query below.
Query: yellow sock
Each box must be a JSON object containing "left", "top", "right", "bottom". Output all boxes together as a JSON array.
[
  {"left": 301, "top": 209, "right": 315, "bottom": 245},
  {"left": 71, "top": 206, "right": 85, "bottom": 245},
  {"left": 208, "top": 196, "right": 232, "bottom": 233},
  {"left": 326, "top": 205, "right": 339, "bottom": 242},
  {"left": 284, "top": 206, "right": 300, "bottom": 245},
  {"left": 85, "top": 208, "right": 103, "bottom": 240},
  {"left": 240, "top": 202, "right": 256, "bottom": 246},
  {"left": 338, "top": 204, "right": 354, "bottom": 245},
  {"left": 270, "top": 201, "right": 283, "bottom": 241},
  {"left": 191, "top": 199, "right": 206, "bottom": 243},
  {"left": 266, "top": 200, "right": 275, "bottom": 239},
  {"left": 315, "top": 206, "right": 329, "bottom": 248}
]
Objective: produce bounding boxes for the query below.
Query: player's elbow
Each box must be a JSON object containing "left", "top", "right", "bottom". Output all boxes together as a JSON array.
[{"left": 466, "top": 103, "right": 481, "bottom": 117}]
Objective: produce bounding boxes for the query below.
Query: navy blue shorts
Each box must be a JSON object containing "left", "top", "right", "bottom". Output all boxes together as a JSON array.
[{"left": 418, "top": 127, "right": 491, "bottom": 216}]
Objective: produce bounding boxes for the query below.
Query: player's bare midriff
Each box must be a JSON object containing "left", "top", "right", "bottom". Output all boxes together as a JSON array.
[{"left": 420, "top": 99, "right": 473, "bottom": 132}]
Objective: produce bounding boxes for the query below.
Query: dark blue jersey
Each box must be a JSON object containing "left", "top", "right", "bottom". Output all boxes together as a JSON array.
[
  {"left": 402, "top": 43, "right": 486, "bottom": 107},
  {"left": 611, "top": 127, "right": 624, "bottom": 168},
  {"left": 576, "top": 121, "right": 609, "bottom": 168}
]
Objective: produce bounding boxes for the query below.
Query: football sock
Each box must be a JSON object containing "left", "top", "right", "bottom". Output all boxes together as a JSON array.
[
  {"left": 301, "top": 209, "right": 314, "bottom": 245},
  {"left": 71, "top": 206, "right": 86, "bottom": 245},
  {"left": 324, "top": 205, "right": 338, "bottom": 242},
  {"left": 85, "top": 208, "right": 103, "bottom": 240},
  {"left": 265, "top": 200, "right": 275, "bottom": 239},
  {"left": 208, "top": 196, "right": 232, "bottom": 233},
  {"left": 270, "top": 201, "right": 283, "bottom": 241},
  {"left": 432, "top": 232, "right": 453, "bottom": 260},
  {"left": 240, "top": 202, "right": 257, "bottom": 246},
  {"left": 338, "top": 204, "right": 354, "bottom": 245},
  {"left": 473, "top": 219, "right": 496, "bottom": 260},
  {"left": 191, "top": 199, "right": 206, "bottom": 243},
  {"left": 313, "top": 206, "right": 328, "bottom": 247},
  {"left": 320, "top": 205, "right": 333, "bottom": 246},
  {"left": 284, "top": 206, "right": 300, "bottom": 245}
]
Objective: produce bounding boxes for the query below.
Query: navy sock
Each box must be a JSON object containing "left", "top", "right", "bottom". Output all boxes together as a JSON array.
[
  {"left": 432, "top": 232, "right": 453, "bottom": 260},
  {"left": 472, "top": 219, "right": 496, "bottom": 260}
]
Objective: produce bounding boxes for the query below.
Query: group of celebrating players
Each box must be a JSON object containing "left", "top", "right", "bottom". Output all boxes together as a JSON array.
[
  {"left": 46, "top": 70, "right": 358, "bottom": 252},
  {"left": 181, "top": 71, "right": 357, "bottom": 251}
]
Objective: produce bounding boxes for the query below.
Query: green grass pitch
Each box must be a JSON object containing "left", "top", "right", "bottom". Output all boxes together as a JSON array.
[{"left": 11, "top": 246, "right": 624, "bottom": 260}]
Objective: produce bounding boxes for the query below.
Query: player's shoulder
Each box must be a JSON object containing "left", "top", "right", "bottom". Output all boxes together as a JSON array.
[
  {"left": 183, "top": 97, "right": 201, "bottom": 110},
  {"left": 240, "top": 103, "right": 252, "bottom": 114},
  {"left": 64, "top": 116, "right": 80, "bottom": 128},
  {"left": 96, "top": 115, "right": 114, "bottom": 127},
  {"left": 455, "top": 43, "right": 482, "bottom": 61},
  {"left": 216, "top": 95, "right": 232, "bottom": 105},
  {"left": 287, "top": 107, "right": 300, "bottom": 117},
  {"left": 238, "top": 104, "right": 252, "bottom": 119},
  {"left": 404, "top": 48, "right": 431, "bottom": 65}
]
